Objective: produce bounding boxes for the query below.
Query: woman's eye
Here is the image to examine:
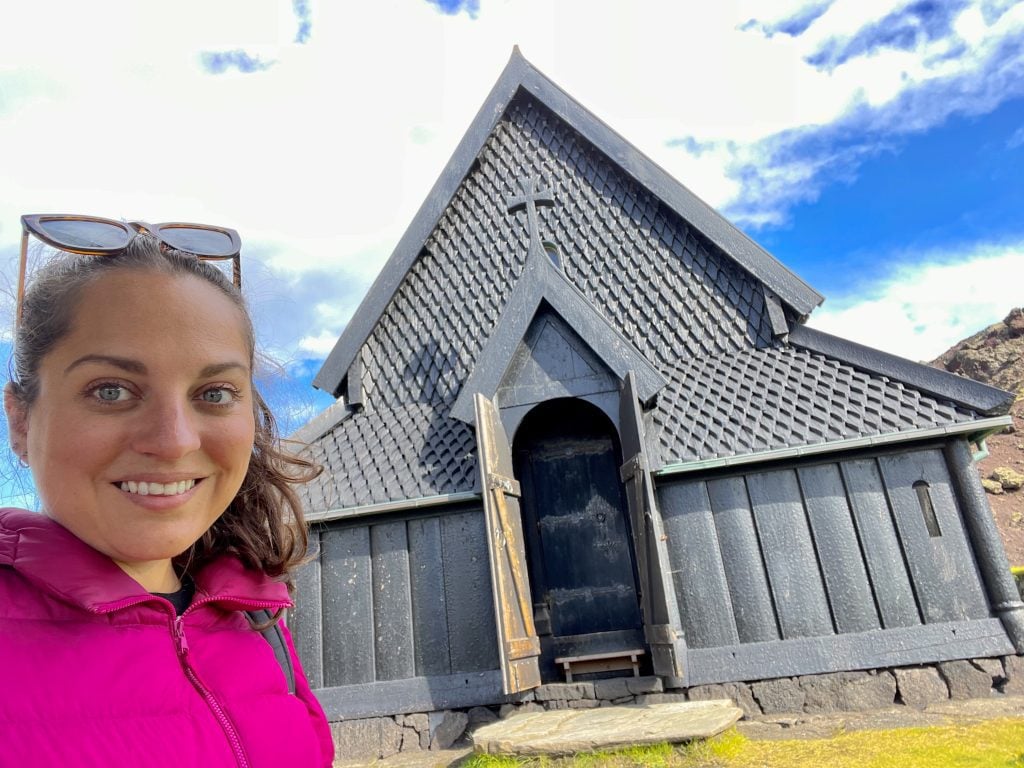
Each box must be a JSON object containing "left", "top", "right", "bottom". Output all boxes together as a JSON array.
[
  {"left": 93, "top": 384, "right": 130, "bottom": 402},
  {"left": 200, "top": 387, "right": 238, "bottom": 405}
]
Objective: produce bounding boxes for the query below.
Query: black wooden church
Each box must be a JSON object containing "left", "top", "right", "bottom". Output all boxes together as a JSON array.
[{"left": 291, "top": 50, "right": 1023, "bottom": 721}]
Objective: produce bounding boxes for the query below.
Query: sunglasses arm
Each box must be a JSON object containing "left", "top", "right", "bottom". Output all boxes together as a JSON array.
[{"left": 15, "top": 228, "right": 29, "bottom": 331}]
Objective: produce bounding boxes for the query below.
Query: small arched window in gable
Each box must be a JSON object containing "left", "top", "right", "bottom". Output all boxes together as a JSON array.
[
  {"left": 543, "top": 241, "right": 561, "bottom": 269},
  {"left": 913, "top": 480, "right": 942, "bottom": 538}
]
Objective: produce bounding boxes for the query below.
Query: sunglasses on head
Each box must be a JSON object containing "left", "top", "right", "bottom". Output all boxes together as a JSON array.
[{"left": 17, "top": 214, "right": 242, "bottom": 328}]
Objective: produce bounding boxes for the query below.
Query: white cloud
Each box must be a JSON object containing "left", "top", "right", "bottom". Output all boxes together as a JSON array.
[
  {"left": 807, "top": 243, "right": 1024, "bottom": 361},
  {"left": 297, "top": 329, "right": 341, "bottom": 357},
  {"left": 1, "top": 1, "right": 1022, "bottom": 373},
  {"left": 1008, "top": 125, "right": 1024, "bottom": 149},
  {"left": 3, "top": 0, "right": 1021, "bottom": 267}
]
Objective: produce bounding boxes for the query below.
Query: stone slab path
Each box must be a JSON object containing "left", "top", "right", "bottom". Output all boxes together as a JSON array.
[{"left": 471, "top": 700, "right": 742, "bottom": 756}]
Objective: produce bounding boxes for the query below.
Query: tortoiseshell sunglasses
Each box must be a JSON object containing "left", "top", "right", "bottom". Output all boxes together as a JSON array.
[{"left": 16, "top": 214, "right": 241, "bottom": 327}]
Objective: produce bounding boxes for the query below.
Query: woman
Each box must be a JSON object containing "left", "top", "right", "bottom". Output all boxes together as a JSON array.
[{"left": 1, "top": 219, "right": 334, "bottom": 767}]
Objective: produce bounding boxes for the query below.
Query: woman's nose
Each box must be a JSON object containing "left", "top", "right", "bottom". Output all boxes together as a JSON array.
[{"left": 131, "top": 399, "right": 202, "bottom": 459}]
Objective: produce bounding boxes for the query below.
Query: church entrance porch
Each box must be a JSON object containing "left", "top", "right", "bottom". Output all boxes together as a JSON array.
[{"left": 513, "top": 398, "right": 644, "bottom": 681}]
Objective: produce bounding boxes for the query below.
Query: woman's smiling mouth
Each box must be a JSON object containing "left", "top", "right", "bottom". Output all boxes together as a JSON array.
[{"left": 117, "top": 479, "right": 198, "bottom": 496}]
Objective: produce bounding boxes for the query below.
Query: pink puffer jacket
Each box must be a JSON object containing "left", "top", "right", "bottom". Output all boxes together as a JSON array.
[{"left": 0, "top": 508, "right": 334, "bottom": 767}]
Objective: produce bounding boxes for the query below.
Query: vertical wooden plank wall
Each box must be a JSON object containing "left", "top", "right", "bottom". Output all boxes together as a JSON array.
[
  {"left": 408, "top": 517, "right": 452, "bottom": 676},
  {"left": 877, "top": 450, "right": 989, "bottom": 621},
  {"left": 705, "top": 477, "right": 779, "bottom": 643},
  {"left": 442, "top": 511, "right": 500, "bottom": 672},
  {"left": 300, "top": 507, "right": 499, "bottom": 689},
  {"left": 658, "top": 446, "right": 996, "bottom": 654},
  {"left": 321, "top": 526, "right": 375, "bottom": 685},
  {"left": 290, "top": 529, "right": 324, "bottom": 688},
  {"left": 657, "top": 481, "right": 738, "bottom": 648},
  {"left": 841, "top": 458, "right": 921, "bottom": 629},
  {"left": 745, "top": 470, "right": 833, "bottom": 639},
  {"left": 797, "top": 465, "right": 880, "bottom": 634},
  {"left": 371, "top": 522, "right": 416, "bottom": 680}
]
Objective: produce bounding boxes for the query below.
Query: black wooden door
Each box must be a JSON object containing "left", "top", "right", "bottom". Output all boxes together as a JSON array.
[{"left": 513, "top": 399, "right": 642, "bottom": 666}]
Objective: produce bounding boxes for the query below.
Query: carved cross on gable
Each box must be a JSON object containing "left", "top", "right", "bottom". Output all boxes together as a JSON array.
[{"left": 507, "top": 176, "right": 554, "bottom": 264}]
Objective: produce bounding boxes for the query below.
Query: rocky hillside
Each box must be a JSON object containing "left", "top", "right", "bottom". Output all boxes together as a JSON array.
[{"left": 930, "top": 308, "right": 1024, "bottom": 565}]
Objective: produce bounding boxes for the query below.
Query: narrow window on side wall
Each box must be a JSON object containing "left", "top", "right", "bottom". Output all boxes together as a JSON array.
[{"left": 913, "top": 480, "right": 942, "bottom": 538}]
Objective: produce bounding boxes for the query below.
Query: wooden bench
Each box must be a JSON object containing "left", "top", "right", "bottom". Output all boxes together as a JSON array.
[{"left": 555, "top": 649, "right": 645, "bottom": 682}]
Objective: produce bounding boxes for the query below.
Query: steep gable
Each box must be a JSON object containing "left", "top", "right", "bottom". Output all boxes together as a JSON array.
[
  {"left": 314, "top": 48, "right": 823, "bottom": 402},
  {"left": 325, "top": 90, "right": 779, "bottom": 421}
]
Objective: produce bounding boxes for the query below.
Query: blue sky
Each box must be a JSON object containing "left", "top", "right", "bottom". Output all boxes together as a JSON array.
[{"left": 1, "top": 0, "right": 1022, "bottom": 505}]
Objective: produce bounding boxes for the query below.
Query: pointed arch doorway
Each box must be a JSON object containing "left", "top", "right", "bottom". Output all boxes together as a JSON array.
[{"left": 512, "top": 398, "right": 643, "bottom": 679}]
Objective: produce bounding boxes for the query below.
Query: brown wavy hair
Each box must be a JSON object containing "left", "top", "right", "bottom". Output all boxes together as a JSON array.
[{"left": 8, "top": 236, "right": 320, "bottom": 585}]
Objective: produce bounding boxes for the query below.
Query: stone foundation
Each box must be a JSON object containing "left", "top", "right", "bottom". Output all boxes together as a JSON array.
[{"left": 329, "top": 654, "right": 1024, "bottom": 761}]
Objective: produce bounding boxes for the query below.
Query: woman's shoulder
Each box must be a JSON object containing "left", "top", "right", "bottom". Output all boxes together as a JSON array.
[
  {"left": 1, "top": 506, "right": 54, "bottom": 532},
  {"left": 0, "top": 507, "right": 71, "bottom": 565},
  {"left": 0, "top": 507, "right": 86, "bottom": 552}
]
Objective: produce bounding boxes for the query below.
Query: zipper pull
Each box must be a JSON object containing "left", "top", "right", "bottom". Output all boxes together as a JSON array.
[{"left": 173, "top": 616, "right": 190, "bottom": 657}]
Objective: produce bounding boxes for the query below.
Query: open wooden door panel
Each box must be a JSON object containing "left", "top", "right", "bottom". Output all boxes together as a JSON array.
[
  {"left": 475, "top": 393, "right": 542, "bottom": 694},
  {"left": 619, "top": 372, "right": 688, "bottom": 682}
]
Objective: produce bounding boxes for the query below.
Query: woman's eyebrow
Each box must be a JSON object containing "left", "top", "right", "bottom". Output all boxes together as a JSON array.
[
  {"left": 63, "top": 356, "right": 250, "bottom": 378},
  {"left": 198, "top": 362, "right": 250, "bottom": 378},
  {"left": 64, "top": 355, "right": 146, "bottom": 375}
]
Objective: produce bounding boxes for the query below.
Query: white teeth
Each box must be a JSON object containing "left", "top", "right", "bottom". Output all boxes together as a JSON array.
[{"left": 119, "top": 479, "right": 196, "bottom": 496}]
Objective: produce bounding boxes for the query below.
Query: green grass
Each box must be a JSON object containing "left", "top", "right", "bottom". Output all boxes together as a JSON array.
[
  {"left": 462, "top": 718, "right": 1024, "bottom": 768},
  {"left": 1011, "top": 567, "right": 1024, "bottom": 600}
]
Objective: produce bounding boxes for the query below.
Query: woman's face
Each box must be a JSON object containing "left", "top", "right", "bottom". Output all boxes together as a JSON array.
[{"left": 5, "top": 270, "right": 256, "bottom": 587}]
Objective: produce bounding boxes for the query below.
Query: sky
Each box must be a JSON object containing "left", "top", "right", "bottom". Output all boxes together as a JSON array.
[{"left": 1, "top": 0, "right": 1022, "bottom": 505}]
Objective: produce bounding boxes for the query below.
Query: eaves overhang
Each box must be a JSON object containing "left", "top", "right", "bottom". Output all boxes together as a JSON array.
[
  {"left": 655, "top": 415, "right": 1013, "bottom": 478},
  {"left": 789, "top": 324, "right": 1015, "bottom": 416}
]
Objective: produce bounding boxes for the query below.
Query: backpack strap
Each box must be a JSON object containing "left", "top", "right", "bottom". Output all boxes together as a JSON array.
[{"left": 247, "top": 609, "right": 296, "bottom": 695}]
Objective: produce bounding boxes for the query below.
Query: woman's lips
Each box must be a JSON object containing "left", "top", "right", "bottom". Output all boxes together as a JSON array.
[{"left": 118, "top": 479, "right": 197, "bottom": 497}]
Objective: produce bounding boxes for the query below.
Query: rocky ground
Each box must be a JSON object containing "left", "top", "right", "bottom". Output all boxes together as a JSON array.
[{"left": 930, "top": 308, "right": 1024, "bottom": 565}]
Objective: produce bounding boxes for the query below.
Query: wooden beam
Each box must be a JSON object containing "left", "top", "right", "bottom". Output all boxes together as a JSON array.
[{"left": 686, "top": 618, "right": 1013, "bottom": 686}]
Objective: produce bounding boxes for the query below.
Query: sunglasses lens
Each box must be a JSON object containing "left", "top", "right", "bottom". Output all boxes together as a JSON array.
[
  {"left": 159, "top": 227, "right": 237, "bottom": 257},
  {"left": 38, "top": 219, "right": 131, "bottom": 250}
]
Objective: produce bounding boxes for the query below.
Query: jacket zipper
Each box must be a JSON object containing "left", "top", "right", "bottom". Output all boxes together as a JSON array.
[
  {"left": 96, "top": 594, "right": 290, "bottom": 767},
  {"left": 174, "top": 615, "right": 251, "bottom": 768}
]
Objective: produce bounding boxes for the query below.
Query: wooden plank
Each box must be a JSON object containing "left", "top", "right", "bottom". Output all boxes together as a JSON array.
[
  {"left": 687, "top": 618, "right": 1014, "bottom": 686},
  {"left": 746, "top": 469, "right": 833, "bottom": 639},
  {"left": 475, "top": 393, "right": 542, "bottom": 693},
  {"left": 841, "top": 459, "right": 921, "bottom": 629},
  {"left": 289, "top": 528, "right": 324, "bottom": 688},
  {"left": 558, "top": 652, "right": 642, "bottom": 681},
  {"left": 878, "top": 450, "right": 990, "bottom": 623},
  {"left": 657, "top": 480, "right": 739, "bottom": 648},
  {"left": 407, "top": 516, "right": 452, "bottom": 676},
  {"left": 507, "top": 637, "right": 542, "bottom": 658},
  {"left": 314, "top": 671, "right": 513, "bottom": 721},
  {"left": 320, "top": 525, "right": 375, "bottom": 686},
  {"left": 706, "top": 476, "right": 779, "bottom": 643},
  {"left": 441, "top": 510, "right": 500, "bottom": 673},
  {"left": 371, "top": 521, "right": 415, "bottom": 681},
  {"left": 797, "top": 464, "right": 880, "bottom": 634}
]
